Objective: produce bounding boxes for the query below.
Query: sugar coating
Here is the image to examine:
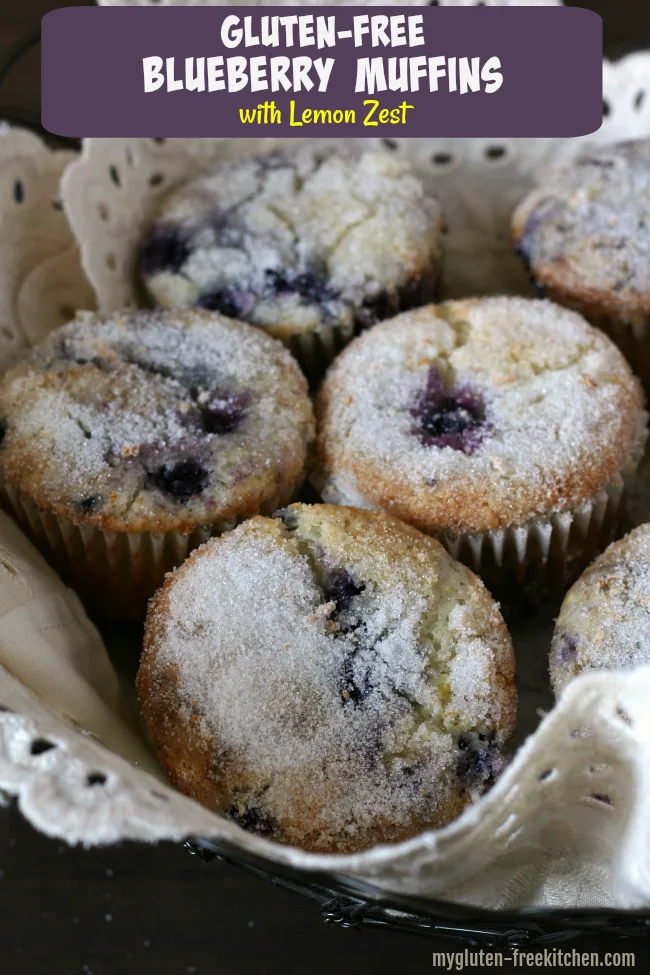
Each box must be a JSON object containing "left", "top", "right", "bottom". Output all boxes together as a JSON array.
[
  {"left": 513, "top": 140, "right": 650, "bottom": 310},
  {"left": 138, "top": 504, "right": 516, "bottom": 854},
  {"left": 316, "top": 297, "right": 646, "bottom": 535},
  {"left": 551, "top": 524, "right": 650, "bottom": 695},
  {"left": 140, "top": 143, "right": 444, "bottom": 341},
  {"left": 0, "top": 309, "right": 314, "bottom": 533}
]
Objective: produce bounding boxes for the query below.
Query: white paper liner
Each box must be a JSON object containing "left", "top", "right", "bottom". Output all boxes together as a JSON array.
[{"left": 0, "top": 477, "right": 302, "bottom": 621}]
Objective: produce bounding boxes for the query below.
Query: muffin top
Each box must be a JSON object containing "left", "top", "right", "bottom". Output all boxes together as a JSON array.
[
  {"left": 316, "top": 297, "right": 646, "bottom": 535},
  {"left": 551, "top": 524, "right": 650, "bottom": 695},
  {"left": 139, "top": 143, "right": 443, "bottom": 340},
  {"left": 512, "top": 140, "right": 650, "bottom": 316},
  {"left": 138, "top": 503, "right": 515, "bottom": 853},
  {"left": 0, "top": 309, "right": 314, "bottom": 533}
]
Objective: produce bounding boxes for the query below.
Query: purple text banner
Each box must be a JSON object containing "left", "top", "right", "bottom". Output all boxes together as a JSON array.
[{"left": 41, "top": 6, "right": 603, "bottom": 139}]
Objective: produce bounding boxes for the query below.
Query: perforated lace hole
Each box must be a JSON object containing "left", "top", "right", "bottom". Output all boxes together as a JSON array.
[
  {"left": 428, "top": 1, "right": 440, "bottom": 5},
  {"left": 382, "top": 139, "right": 398, "bottom": 151},
  {"left": 30, "top": 738, "right": 56, "bottom": 756},
  {"left": 485, "top": 145, "right": 506, "bottom": 161},
  {"left": 149, "top": 172, "right": 165, "bottom": 188},
  {"left": 52, "top": 195, "right": 63, "bottom": 211},
  {"left": 105, "top": 254, "right": 116, "bottom": 271},
  {"left": 602, "top": 99, "right": 611, "bottom": 119},
  {"left": 432, "top": 152, "right": 453, "bottom": 167},
  {"left": 151, "top": 137, "right": 166, "bottom": 144},
  {"left": 586, "top": 793, "right": 614, "bottom": 807},
  {"left": 537, "top": 768, "right": 556, "bottom": 783},
  {"left": 634, "top": 90, "right": 646, "bottom": 112},
  {"left": 86, "top": 772, "right": 107, "bottom": 787},
  {"left": 109, "top": 165, "right": 121, "bottom": 188},
  {"left": 13, "top": 180, "right": 24, "bottom": 204}
]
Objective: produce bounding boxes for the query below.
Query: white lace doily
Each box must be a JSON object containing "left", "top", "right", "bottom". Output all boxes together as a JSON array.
[
  {"left": 3, "top": 0, "right": 650, "bottom": 910},
  {"left": 0, "top": 129, "right": 95, "bottom": 371}
]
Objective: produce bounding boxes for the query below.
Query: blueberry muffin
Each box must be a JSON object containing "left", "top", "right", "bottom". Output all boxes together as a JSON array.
[
  {"left": 0, "top": 309, "right": 314, "bottom": 619},
  {"left": 512, "top": 140, "right": 650, "bottom": 388},
  {"left": 550, "top": 524, "right": 650, "bottom": 695},
  {"left": 315, "top": 297, "right": 647, "bottom": 600},
  {"left": 139, "top": 144, "right": 444, "bottom": 380},
  {"left": 137, "top": 503, "right": 516, "bottom": 854}
]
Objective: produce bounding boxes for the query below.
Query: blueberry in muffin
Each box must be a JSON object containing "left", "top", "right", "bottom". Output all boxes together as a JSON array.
[
  {"left": 315, "top": 297, "right": 647, "bottom": 598},
  {"left": 0, "top": 308, "right": 314, "bottom": 618},
  {"left": 550, "top": 523, "right": 650, "bottom": 695},
  {"left": 139, "top": 144, "right": 444, "bottom": 380},
  {"left": 512, "top": 139, "right": 650, "bottom": 387},
  {"left": 137, "top": 503, "right": 516, "bottom": 854}
]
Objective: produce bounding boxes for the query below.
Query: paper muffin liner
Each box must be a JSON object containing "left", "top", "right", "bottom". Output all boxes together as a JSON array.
[
  {"left": 317, "top": 423, "right": 648, "bottom": 606},
  {"left": 0, "top": 478, "right": 302, "bottom": 622},
  {"left": 438, "top": 431, "right": 647, "bottom": 605}
]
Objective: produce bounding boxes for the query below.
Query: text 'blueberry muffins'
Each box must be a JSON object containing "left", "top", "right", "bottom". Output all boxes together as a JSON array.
[
  {"left": 0, "top": 309, "right": 314, "bottom": 619},
  {"left": 550, "top": 524, "right": 650, "bottom": 695},
  {"left": 139, "top": 143, "right": 444, "bottom": 380},
  {"left": 512, "top": 139, "right": 650, "bottom": 387},
  {"left": 315, "top": 297, "right": 648, "bottom": 600},
  {"left": 137, "top": 503, "right": 516, "bottom": 854}
]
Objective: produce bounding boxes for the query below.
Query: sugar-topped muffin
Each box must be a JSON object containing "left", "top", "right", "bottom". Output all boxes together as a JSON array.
[
  {"left": 315, "top": 297, "right": 647, "bottom": 598},
  {"left": 137, "top": 503, "right": 516, "bottom": 854},
  {"left": 512, "top": 140, "right": 650, "bottom": 387},
  {"left": 550, "top": 524, "right": 650, "bottom": 695},
  {"left": 0, "top": 308, "right": 314, "bottom": 618},
  {"left": 139, "top": 143, "right": 444, "bottom": 379}
]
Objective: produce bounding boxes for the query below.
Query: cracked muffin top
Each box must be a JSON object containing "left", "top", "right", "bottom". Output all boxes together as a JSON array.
[
  {"left": 316, "top": 297, "right": 646, "bottom": 535},
  {"left": 0, "top": 309, "right": 314, "bottom": 534},
  {"left": 550, "top": 524, "right": 650, "bottom": 695},
  {"left": 512, "top": 140, "right": 650, "bottom": 321},
  {"left": 137, "top": 503, "right": 516, "bottom": 853},
  {"left": 139, "top": 143, "right": 444, "bottom": 342}
]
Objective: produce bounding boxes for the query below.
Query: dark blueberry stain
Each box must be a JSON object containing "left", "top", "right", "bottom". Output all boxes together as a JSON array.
[
  {"left": 196, "top": 287, "right": 256, "bottom": 320},
  {"left": 324, "top": 569, "right": 365, "bottom": 614},
  {"left": 264, "top": 266, "right": 338, "bottom": 308},
  {"left": 0, "top": 419, "right": 5, "bottom": 446},
  {"left": 411, "top": 367, "right": 489, "bottom": 455},
  {"left": 340, "top": 650, "right": 373, "bottom": 707},
  {"left": 140, "top": 223, "right": 190, "bottom": 277},
  {"left": 556, "top": 633, "right": 578, "bottom": 665},
  {"left": 456, "top": 732, "right": 498, "bottom": 789},
  {"left": 320, "top": 568, "right": 373, "bottom": 707},
  {"left": 75, "top": 496, "right": 102, "bottom": 513},
  {"left": 226, "top": 803, "right": 276, "bottom": 836},
  {"left": 198, "top": 390, "right": 251, "bottom": 435},
  {"left": 147, "top": 459, "right": 209, "bottom": 502}
]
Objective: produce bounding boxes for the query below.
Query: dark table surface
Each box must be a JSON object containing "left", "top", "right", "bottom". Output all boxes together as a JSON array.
[{"left": 3, "top": 2, "right": 650, "bottom": 972}]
